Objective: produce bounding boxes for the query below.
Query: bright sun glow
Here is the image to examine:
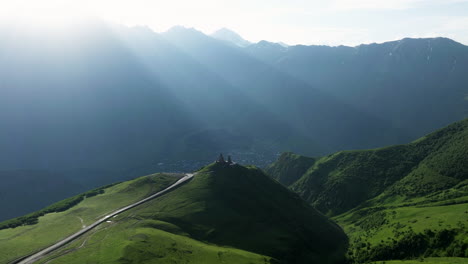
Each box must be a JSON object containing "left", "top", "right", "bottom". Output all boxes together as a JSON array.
[
  {"left": 1, "top": 0, "right": 467, "bottom": 45},
  {"left": 0, "top": 0, "right": 92, "bottom": 28}
]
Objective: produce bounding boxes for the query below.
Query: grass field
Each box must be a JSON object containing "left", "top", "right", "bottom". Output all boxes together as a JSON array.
[
  {"left": 335, "top": 203, "right": 468, "bottom": 245},
  {"left": 334, "top": 202, "right": 468, "bottom": 263},
  {"left": 0, "top": 173, "right": 181, "bottom": 264},
  {"left": 37, "top": 215, "right": 272, "bottom": 264}
]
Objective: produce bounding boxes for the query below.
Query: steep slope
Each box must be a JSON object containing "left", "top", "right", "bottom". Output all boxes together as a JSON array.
[
  {"left": 266, "top": 118, "right": 468, "bottom": 262},
  {"left": 132, "top": 162, "right": 347, "bottom": 264},
  {"left": 291, "top": 143, "right": 424, "bottom": 216},
  {"left": 265, "top": 152, "right": 317, "bottom": 186},
  {"left": 271, "top": 118, "right": 468, "bottom": 216},
  {"left": 14, "top": 163, "right": 349, "bottom": 264}
]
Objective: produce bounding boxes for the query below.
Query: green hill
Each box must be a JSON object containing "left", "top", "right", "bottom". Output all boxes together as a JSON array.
[
  {"left": 270, "top": 118, "right": 468, "bottom": 216},
  {"left": 0, "top": 163, "right": 348, "bottom": 264},
  {"left": 42, "top": 163, "right": 347, "bottom": 264},
  {"left": 118, "top": 162, "right": 348, "bottom": 264},
  {"left": 266, "top": 118, "right": 468, "bottom": 263}
]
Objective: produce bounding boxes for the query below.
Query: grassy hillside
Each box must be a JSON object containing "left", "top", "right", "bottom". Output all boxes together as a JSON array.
[
  {"left": 335, "top": 202, "right": 468, "bottom": 263},
  {"left": 30, "top": 162, "right": 348, "bottom": 264},
  {"left": 266, "top": 118, "right": 468, "bottom": 263},
  {"left": 265, "top": 152, "right": 316, "bottom": 186},
  {"left": 282, "top": 118, "right": 468, "bottom": 216},
  {"left": 36, "top": 213, "right": 272, "bottom": 264},
  {"left": 0, "top": 173, "right": 181, "bottom": 264}
]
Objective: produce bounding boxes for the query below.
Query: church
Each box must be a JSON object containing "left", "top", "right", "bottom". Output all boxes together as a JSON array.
[{"left": 216, "top": 153, "right": 234, "bottom": 165}]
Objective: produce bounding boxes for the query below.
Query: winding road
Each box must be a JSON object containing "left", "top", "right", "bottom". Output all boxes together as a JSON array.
[{"left": 13, "top": 173, "right": 195, "bottom": 264}]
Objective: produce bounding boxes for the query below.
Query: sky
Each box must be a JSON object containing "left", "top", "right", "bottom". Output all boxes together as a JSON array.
[{"left": 1, "top": 0, "right": 468, "bottom": 46}]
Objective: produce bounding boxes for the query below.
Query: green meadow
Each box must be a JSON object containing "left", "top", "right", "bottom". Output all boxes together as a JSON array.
[{"left": 0, "top": 173, "right": 180, "bottom": 263}]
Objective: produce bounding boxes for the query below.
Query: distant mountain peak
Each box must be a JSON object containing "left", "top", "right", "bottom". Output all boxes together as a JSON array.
[
  {"left": 277, "top": 41, "right": 290, "bottom": 48},
  {"left": 211, "top": 28, "right": 251, "bottom": 47},
  {"left": 257, "top": 40, "right": 283, "bottom": 47},
  {"left": 162, "top": 25, "right": 211, "bottom": 43},
  {"left": 165, "top": 25, "right": 205, "bottom": 36},
  {"left": 250, "top": 40, "right": 289, "bottom": 52}
]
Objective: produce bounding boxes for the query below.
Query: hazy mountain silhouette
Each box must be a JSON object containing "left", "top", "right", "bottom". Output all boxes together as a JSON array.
[
  {"left": 246, "top": 37, "right": 468, "bottom": 138},
  {"left": 211, "top": 27, "right": 252, "bottom": 47},
  {"left": 0, "top": 20, "right": 466, "bottom": 220}
]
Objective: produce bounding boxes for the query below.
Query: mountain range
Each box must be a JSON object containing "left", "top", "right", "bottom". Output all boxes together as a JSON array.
[{"left": 0, "top": 20, "right": 467, "bottom": 221}]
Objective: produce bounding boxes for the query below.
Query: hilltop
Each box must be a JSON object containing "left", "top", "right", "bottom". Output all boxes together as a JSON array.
[
  {"left": 119, "top": 162, "right": 347, "bottom": 264},
  {"left": 0, "top": 162, "right": 348, "bottom": 264}
]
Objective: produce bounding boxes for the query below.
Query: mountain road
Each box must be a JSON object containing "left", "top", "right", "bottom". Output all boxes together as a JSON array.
[{"left": 12, "top": 173, "right": 195, "bottom": 264}]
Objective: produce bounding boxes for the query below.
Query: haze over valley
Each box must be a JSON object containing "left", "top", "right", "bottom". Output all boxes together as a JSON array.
[{"left": 0, "top": 3, "right": 467, "bottom": 263}]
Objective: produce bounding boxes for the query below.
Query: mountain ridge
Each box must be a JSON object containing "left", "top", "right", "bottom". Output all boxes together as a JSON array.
[
  {"left": 267, "top": 118, "right": 468, "bottom": 216},
  {"left": 266, "top": 118, "right": 468, "bottom": 262}
]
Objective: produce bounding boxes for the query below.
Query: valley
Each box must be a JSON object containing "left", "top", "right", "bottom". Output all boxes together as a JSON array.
[
  {"left": 0, "top": 119, "right": 466, "bottom": 263},
  {"left": 1, "top": 21, "right": 467, "bottom": 222},
  {"left": 0, "top": 12, "right": 467, "bottom": 264}
]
